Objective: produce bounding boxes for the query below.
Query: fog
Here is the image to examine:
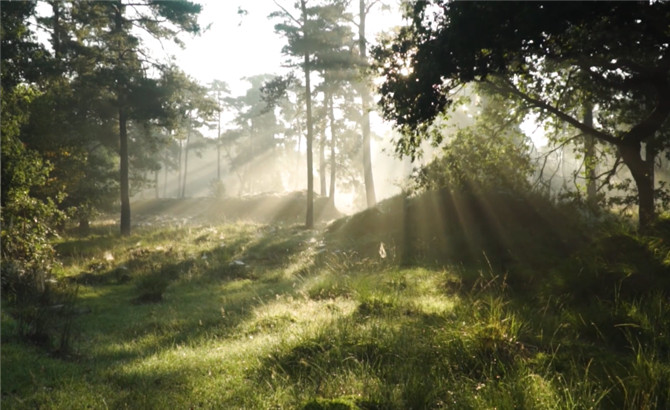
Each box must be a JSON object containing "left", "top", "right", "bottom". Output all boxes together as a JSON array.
[{"left": 134, "top": 120, "right": 415, "bottom": 216}]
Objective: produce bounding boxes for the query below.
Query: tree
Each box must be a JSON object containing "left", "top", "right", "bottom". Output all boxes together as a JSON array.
[
  {"left": 209, "top": 80, "right": 231, "bottom": 182},
  {"left": 414, "top": 83, "right": 533, "bottom": 195},
  {"left": 261, "top": 73, "right": 308, "bottom": 192},
  {"left": 355, "top": 0, "right": 382, "bottom": 208},
  {"left": 0, "top": 1, "right": 46, "bottom": 90},
  {"left": 224, "top": 75, "right": 285, "bottom": 195},
  {"left": 159, "top": 71, "right": 216, "bottom": 198},
  {"left": 311, "top": 3, "right": 357, "bottom": 206},
  {"left": 78, "top": 0, "right": 202, "bottom": 235},
  {"left": 273, "top": 0, "right": 334, "bottom": 227},
  {"left": 375, "top": 1, "right": 670, "bottom": 229}
]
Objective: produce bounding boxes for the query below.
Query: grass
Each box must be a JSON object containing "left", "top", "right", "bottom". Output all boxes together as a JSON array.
[{"left": 2, "top": 209, "right": 670, "bottom": 408}]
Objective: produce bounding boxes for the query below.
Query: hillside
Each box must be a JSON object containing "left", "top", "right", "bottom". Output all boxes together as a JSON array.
[
  {"left": 2, "top": 191, "right": 670, "bottom": 409},
  {"left": 131, "top": 191, "right": 343, "bottom": 227}
]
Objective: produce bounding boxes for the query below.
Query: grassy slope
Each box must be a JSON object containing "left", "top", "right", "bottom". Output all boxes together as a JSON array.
[{"left": 2, "top": 197, "right": 670, "bottom": 409}]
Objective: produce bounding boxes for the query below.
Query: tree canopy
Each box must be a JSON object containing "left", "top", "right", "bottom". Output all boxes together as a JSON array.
[{"left": 374, "top": 1, "right": 670, "bottom": 228}]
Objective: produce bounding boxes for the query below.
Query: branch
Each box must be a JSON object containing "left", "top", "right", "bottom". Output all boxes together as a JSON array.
[
  {"left": 272, "top": 0, "right": 303, "bottom": 27},
  {"left": 570, "top": 54, "right": 660, "bottom": 78},
  {"left": 492, "top": 78, "right": 620, "bottom": 146},
  {"left": 623, "top": 82, "right": 670, "bottom": 144},
  {"left": 597, "top": 154, "right": 624, "bottom": 193},
  {"left": 365, "top": 0, "right": 381, "bottom": 15}
]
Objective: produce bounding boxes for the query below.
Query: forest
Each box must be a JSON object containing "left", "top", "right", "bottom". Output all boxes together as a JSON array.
[{"left": 2, "top": 1, "right": 670, "bottom": 408}]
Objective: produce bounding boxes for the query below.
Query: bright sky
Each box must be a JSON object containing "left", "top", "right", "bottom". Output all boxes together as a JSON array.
[
  {"left": 173, "top": 2, "right": 288, "bottom": 95},
  {"left": 172, "top": 1, "right": 403, "bottom": 95}
]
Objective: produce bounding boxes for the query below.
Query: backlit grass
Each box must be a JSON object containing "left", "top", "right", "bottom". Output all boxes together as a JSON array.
[{"left": 3, "top": 217, "right": 670, "bottom": 409}]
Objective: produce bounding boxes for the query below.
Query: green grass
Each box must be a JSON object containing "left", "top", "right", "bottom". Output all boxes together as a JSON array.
[{"left": 3, "top": 216, "right": 670, "bottom": 409}]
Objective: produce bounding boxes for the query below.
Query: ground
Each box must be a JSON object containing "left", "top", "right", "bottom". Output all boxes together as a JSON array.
[{"left": 2, "top": 195, "right": 669, "bottom": 409}]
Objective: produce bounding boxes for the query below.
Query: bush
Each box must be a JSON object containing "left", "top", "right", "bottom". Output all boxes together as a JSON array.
[
  {"left": 134, "top": 268, "right": 171, "bottom": 304},
  {"left": 1, "top": 85, "right": 76, "bottom": 353},
  {"left": 3, "top": 261, "right": 79, "bottom": 353}
]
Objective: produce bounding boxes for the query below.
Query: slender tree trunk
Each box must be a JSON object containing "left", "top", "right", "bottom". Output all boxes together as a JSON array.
[
  {"left": 181, "top": 121, "right": 191, "bottom": 198},
  {"left": 217, "top": 143, "right": 221, "bottom": 181},
  {"left": 119, "top": 107, "right": 131, "bottom": 236},
  {"left": 295, "top": 130, "right": 302, "bottom": 191},
  {"left": 583, "top": 104, "right": 597, "bottom": 205},
  {"left": 177, "top": 140, "right": 182, "bottom": 197},
  {"left": 302, "top": 0, "right": 314, "bottom": 228},
  {"left": 163, "top": 151, "right": 168, "bottom": 197},
  {"left": 50, "top": 2, "right": 61, "bottom": 63},
  {"left": 359, "top": 0, "right": 376, "bottom": 207},
  {"left": 155, "top": 168, "right": 159, "bottom": 199},
  {"left": 620, "top": 141, "right": 655, "bottom": 230},
  {"left": 319, "top": 130, "right": 327, "bottom": 197},
  {"left": 113, "top": 2, "right": 131, "bottom": 236},
  {"left": 328, "top": 92, "right": 336, "bottom": 206},
  {"left": 217, "top": 95, "right": 222, "bottom": 181},
  {"left": 217, "top": 143, "right": 221, "bottom": 183}
]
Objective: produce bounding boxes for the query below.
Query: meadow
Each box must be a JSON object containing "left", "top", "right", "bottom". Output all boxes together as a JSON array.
[{"left": 2, "top": 196, "right": 670, "bottom": 409}]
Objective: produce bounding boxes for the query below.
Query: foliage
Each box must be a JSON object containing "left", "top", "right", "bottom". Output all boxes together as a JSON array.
[
  {"left": 374, "top": 1, "right": 670, "bottom": 228},
  {"left": 1, "top": 85, "right": 61, "bottom": 284},
  {"left": 1, "top": 86, "right": 78, "bottom": 354},
  {"left": 412, "top": 84, "right": 533, "bottom": 195},
  {"left": 0, "top": 1, "right": 46, "bottom": 90},
  {"left": 414, "top": 128, "right": 532, "bottom": 195},
  {"left": 21, "top": 78, "right": 119, "bottom": 227}
]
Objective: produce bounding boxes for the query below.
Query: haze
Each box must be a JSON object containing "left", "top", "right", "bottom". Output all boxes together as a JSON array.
[{"left": 3, "top": 2, "right": 669, "bottom": 408}]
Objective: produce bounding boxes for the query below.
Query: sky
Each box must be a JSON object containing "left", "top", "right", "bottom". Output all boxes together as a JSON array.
[
  {"left": 172, "top": 1, "right": 404, "bottom": 96},
  {"left": 172, "top": 2, "right": 289, "bottom": 95}
]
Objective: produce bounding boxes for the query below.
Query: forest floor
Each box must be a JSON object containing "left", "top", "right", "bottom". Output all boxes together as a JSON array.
[{"left": 2, "top": 194, "right": 670, "bottom": 409}]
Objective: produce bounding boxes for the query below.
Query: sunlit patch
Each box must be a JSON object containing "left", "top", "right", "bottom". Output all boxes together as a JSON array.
[{"left": 413, "top": 295, "right": 455, "bottom": 315}]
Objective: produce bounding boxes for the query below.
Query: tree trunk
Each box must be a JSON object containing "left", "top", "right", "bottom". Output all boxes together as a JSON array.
[
  {"left": 319, "top": 130, "right": 327, "bottom": 197},
  {"left": 154, "top": 168, "right": 159, "bottom": 199},
  {"left": 619, "top": 141, "right": 655, "bottom": 230},
  {"left": 359, "top": 0, "right": 376, "bottom": 207},
  {"left": 295, "top": 130, "right": 302, "bottom": 191},
  {"left": 163, "top": 151, "right": 169, "bottom": 197},
  {"left": 177, "top": 140, "right": 182, "bottom": 197},
  {"left": 78, "top": 217, "right": 90, "bottom": 236},
  {"left": 50, "top": 2, "right": 62, "bottom": 63},
  {"left": 217, "top": 101, "right": 222, "bottom": 181},
  {"left": 217, "top": 142, "right": 221, "bottom": 182},
  {"left": 181, "top": 120, "right": 191, "bottom": 198},
  {"left": 119, "top": 107, "right": 131, "bottom": 236},
  {"left": 583, "top": 104, "right": 597, "bottom": 205},
  {"left": 328, "top": 92, "right": 336, "bottom": 206},
  {"left": 302, "top": 0, "right": 314, "bottom": 229}
]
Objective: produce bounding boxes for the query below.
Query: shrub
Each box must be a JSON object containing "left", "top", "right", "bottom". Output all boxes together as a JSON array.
[{"left": 134, "top": 268, "right": 171, "bottom": 303}]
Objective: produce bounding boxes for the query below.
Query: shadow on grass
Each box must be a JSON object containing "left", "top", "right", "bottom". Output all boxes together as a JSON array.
[
  {"left": 48, "top": 224, "right": 320, "bottom": 365},
  {"left": 6, "top": 208, "right": 670, "bottom": 408}
]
